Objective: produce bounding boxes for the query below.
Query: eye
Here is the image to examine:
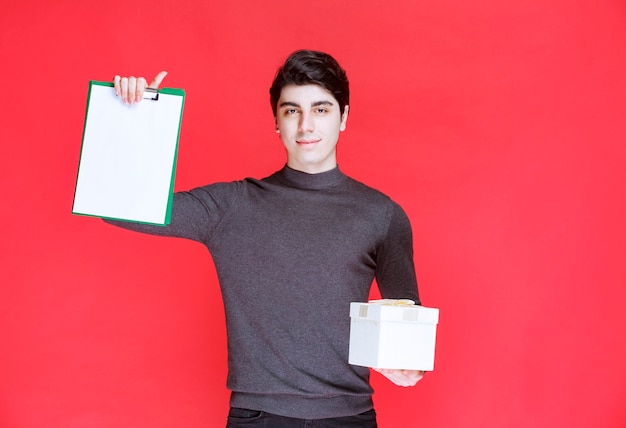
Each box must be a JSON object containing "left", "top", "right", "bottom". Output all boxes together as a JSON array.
[
  {"left": 284, "top": 108, "right": 299, "bottom": 116},
  {"left": 315, "top": 108, "right": 328, "bottom": 114}
]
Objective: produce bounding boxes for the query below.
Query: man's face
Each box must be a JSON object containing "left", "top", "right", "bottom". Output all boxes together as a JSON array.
[{"left": 275, "top": 84, "right": 349, "bottom": 174}]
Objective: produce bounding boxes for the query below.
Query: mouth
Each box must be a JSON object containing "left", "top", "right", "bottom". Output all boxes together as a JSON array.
[{"left": 296, "top": 138, "right": 321, "bottom": 145}]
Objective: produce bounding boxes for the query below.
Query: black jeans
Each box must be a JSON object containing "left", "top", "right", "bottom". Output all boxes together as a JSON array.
[{"left": 226, "top": 407, "right": 378, "bottom": 427}]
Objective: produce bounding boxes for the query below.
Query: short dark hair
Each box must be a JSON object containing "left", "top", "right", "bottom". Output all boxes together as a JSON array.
[{"left": 269, "top": 50, "right": 350, "bottom": 117}]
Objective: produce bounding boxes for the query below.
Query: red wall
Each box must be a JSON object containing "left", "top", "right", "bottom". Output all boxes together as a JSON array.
[{"left": 2, "top": 1, "right": 625, "bottom": 427}]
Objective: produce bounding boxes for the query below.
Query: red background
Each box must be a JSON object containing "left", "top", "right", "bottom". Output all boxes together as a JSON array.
[{"left": 2, "top": 1, "right": 625, "bottom": 427}]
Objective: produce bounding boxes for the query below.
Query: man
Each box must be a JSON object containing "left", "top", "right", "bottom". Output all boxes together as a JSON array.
[{"left": 110, "top": 50, "right": 423, "bottom": 427}]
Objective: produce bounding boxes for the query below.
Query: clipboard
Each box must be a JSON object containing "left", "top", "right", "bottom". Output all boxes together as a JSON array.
[{"left": 72, "top": 81, "right": 185, "bottom": 225}]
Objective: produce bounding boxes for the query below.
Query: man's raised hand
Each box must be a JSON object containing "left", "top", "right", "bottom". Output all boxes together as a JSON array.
[{"left": 113, "top": 71, "right": 168, "bottom": 105}]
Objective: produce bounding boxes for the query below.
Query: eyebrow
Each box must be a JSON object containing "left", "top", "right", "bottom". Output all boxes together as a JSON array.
[{"left": 279, "top": 100, "right": 335, "bottom": 109}]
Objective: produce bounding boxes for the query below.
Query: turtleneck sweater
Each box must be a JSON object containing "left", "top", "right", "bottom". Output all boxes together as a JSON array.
[{"left": 105, "top": 165, "right": 419, "bottom": 419}]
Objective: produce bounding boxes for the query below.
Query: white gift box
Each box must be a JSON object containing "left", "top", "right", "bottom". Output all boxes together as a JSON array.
[{"left": 348, "top": 300, "right": 440, "bottom": 371}]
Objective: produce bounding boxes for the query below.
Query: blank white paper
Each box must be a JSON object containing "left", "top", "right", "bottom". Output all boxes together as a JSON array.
[{"left": 73, "top": 83, "right": 184, "bottom": 224}]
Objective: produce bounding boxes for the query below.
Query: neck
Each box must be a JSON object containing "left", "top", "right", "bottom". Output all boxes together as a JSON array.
[
  {"left": 278, "top": 164, "right": 345, "bottom": 190},
  {"left": 286, "top": 161, "right": 338, "bottom": 175}
]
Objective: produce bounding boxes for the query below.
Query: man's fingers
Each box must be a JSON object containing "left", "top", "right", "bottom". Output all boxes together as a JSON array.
[
  {"left": 120, "top": 77, "right": 129, "bottom": 104},
  {"left": 136, "top": 77, "right": 148, "bottom": 102},
  {"left": 113, "top": 71, "right": 167, "bottom": 105},
  {"left": 149, "top": 71, "right": 168, "bottom": 89},
  {"left": 113, "top": 75, "right": 122, "bottom": 97},
  {"left": 128, "top": 76, "right": 137, "bottom": 105}
]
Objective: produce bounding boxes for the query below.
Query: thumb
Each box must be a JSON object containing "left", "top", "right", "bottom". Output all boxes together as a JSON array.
[{"left": 149, "top": 71, "right": 168, "bottom": 89}]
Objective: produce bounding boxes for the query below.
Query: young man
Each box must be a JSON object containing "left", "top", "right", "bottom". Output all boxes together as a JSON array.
[{"left": 111, "top": 50, "right": 423, "bottom": 427}]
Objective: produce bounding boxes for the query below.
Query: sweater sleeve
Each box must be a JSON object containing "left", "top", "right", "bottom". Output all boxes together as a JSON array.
[
  {"left": 375, "top": 203, "right": 421, "bottom": 304},
  {"left": 103, "top": 181, "right": 240, "bottom": 245}
]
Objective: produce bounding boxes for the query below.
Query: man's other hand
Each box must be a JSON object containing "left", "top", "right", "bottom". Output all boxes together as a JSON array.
[{"left": 373, "top": 368, "right": 425, "bottom": 387}]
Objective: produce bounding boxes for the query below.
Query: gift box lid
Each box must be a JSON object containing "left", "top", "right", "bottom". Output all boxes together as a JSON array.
[{"left": 350, "top": 299, "right": 439, "bottom": 324}]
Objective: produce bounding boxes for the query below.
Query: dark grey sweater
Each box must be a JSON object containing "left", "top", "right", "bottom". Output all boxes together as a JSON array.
[{"left": 106, "top": 165, "right": 419, "bottom": 419}]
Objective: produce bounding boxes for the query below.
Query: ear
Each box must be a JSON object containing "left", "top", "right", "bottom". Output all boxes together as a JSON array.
[{"left": 340, "top": 105, "right": 349, "bottom": 131}]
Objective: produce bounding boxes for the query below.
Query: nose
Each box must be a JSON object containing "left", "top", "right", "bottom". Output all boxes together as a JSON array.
[{"left": 298, "top": 112, "right": 314, "bottom": 133}]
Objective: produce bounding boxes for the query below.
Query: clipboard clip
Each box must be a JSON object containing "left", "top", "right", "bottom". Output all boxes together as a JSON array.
[{"left": 143, "top": 88, "right": 159, "bottom": 101}]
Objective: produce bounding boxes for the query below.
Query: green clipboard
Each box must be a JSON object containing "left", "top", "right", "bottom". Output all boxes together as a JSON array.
[{"left": 72, "top": 81, "right": 185, "bottom": 225}]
